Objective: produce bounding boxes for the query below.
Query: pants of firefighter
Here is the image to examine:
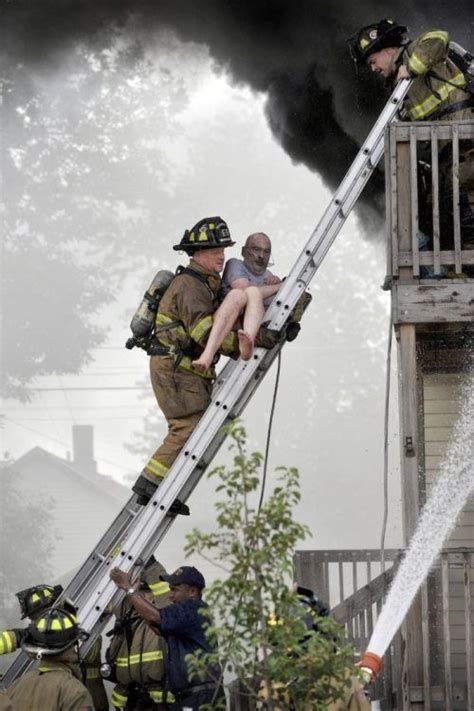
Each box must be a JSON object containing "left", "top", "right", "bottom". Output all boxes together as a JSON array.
[
  {"left": 143, "top": 356, "right": 213, "bottom": 483},
  {"left": 86, "top": 677, "right": 109, "bottom": 711}
]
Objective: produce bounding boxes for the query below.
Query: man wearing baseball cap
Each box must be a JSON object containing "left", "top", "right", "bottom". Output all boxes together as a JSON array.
[{"left": 110, "top": 564, "right": 224, "bottom": 710}]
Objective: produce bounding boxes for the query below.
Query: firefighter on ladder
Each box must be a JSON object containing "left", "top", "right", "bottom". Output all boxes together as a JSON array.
[
  {"left": 0, "top": 584, "right": 107, "bottom": 711},
  {"left": 349, "top": 19, "right": 474, "bottom": 254}
]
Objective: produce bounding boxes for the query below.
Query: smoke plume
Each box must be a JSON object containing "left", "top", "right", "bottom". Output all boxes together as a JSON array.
[{"left": 2, "top": 0, "right": 473, "bottom": 218}]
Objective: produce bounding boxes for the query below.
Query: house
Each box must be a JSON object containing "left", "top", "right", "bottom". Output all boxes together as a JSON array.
[{"left": 1, "top": 425, "right": 130, "bottom": 579}]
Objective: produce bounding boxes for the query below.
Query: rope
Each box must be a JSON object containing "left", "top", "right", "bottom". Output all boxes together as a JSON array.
[
  {"left": 258, "top": 349, "right": 282, "bottom": 512},
  {"left": 380, "top": 312, "right": 394, "bottom": 573}
]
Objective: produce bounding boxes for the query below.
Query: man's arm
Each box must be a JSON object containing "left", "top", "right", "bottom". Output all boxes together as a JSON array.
[{"left": 110, "top": 568, "right": 161, "bottom": 626}]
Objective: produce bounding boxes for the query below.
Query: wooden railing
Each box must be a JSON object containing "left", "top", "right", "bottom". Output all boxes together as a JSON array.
[
  {"left": 294, "top": 548, "right": 474, "bottom": 710},
  {"left": 386, "top": 120, "right": 474, "bottom": 283}
]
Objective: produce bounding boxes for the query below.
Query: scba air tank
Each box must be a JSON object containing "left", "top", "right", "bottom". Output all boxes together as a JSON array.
[{"left": 129, "top": 270, "right": 174, "bottom": 338}]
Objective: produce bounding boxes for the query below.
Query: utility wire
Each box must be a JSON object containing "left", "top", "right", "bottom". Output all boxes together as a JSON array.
[
  {"left": 3, "top": 416, "right": 132, "bottom": 474},
  {"left": 258, "top": 350, "right": 282, "bottom": 512}
]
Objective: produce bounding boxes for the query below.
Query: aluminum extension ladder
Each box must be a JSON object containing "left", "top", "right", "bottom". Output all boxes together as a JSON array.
[{"left": 1, "top": 77, "right": 412, "bottom": 688}]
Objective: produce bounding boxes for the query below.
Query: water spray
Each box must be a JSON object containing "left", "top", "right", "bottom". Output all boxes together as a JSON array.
[{"left": 361, "top": 373, "right": 474, "bottom": 672}]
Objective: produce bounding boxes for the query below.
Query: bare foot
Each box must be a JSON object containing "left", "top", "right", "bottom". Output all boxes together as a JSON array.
[
  {"left": 192, "top": 355, "right": 212, "bottom": 372},
  {"left": 238, "top": 329, "right": 254, "bottom": 361}
]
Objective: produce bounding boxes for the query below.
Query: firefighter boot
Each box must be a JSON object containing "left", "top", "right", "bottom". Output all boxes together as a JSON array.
[{"left": 132, "top": 474, "right": 190, "bottom": 515}]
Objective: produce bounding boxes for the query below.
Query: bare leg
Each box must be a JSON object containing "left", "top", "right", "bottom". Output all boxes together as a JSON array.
[
  {"left": 238, "top": 286, "right": 265, "bottom": 361},
  {"left": 192, "top": 289, "right": 247, "bottom": 371}
]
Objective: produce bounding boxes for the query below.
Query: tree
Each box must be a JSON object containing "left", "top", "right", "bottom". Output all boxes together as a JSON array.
[
  {"left": 0, "top": 470, "right": 57, "bottom": 629},
  {"left": 185, "top": 423, "right": 359, "bottom": 710}
]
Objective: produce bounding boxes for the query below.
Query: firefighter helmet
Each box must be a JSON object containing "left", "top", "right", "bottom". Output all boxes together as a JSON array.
[
  {"left": 16, "top": 584, "right": 63, "bottom": 620},
  {"left": 22, "top": 608, "right": 82, "bottom": 656},
  {"left": 349, "top": 19, "right": 407, "bottom": 65},
  {"left": 173, "top": 217, "right": 235, "bottom": 254}
]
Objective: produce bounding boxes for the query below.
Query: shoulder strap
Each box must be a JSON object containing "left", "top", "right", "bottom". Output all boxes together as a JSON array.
[{"left": 175, "top": 265, "right": 215, "bottom": 301}]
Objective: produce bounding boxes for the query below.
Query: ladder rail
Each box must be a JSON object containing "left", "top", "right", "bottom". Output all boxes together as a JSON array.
[{"left": 1, "top": 78, "right": 412, "bottom": 685}]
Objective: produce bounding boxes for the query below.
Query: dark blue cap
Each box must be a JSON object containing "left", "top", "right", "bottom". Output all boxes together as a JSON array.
[{"left": 160, "top": 566, "right": 205, "bottom": 589}]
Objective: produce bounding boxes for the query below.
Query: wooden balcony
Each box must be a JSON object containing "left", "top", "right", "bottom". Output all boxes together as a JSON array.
[{"left": 385, "top": 120, "right": 474, "bottom": 326}]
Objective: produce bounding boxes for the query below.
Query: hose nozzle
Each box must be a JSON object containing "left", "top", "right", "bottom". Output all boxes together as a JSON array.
[{"left": 359, "top": 651, "right": 383, "bottom": 683}]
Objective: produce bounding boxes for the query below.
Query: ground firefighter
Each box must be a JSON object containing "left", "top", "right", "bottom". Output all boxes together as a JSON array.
[
  {"left": 0, "top": 584, "right": 107, "bottom": 711},
  {"left": 257, "top": 587, "right": 370, "bottom": 711},
  {"left": 131, "top": 216, "right": 241, "bottom": 507},
  {"left": 105, "top": 559, "right": 174, "bottom": 710},
  {"left": 349, "top": 19, "right": 474, "bottom": 252},
  {"left": 5, "top": 608, "right": 93, "bottom": 711}
]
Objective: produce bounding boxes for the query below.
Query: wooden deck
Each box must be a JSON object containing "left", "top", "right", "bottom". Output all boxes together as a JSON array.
[{"left": 295, "top": 549, "right": 474, "bottom": 710}]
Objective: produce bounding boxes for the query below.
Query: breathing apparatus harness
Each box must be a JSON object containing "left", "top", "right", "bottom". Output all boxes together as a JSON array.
[{"left": 125, "top": 265, "right": 216, "bottom": 364}]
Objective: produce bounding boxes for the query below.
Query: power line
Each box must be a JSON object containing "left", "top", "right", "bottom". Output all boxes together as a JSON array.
[
  {"left": 3, "top": 417, "right": 133, "bottom": 473},
  {"left": 24, "top": 386, "right": 150, "bottom": 391}
]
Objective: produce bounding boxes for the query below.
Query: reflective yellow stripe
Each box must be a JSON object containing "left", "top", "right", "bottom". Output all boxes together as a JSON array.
[
  {"left": 111, "top": 688, "right": 128, "bottom": 708},
  {"left": 144, "top": 458, "right": 168, "bottom": 480},
  {"left": 422, "top": 30, "right": 449, "bottom": 44},
  {"left": 115, "top": 650, "right": 163, "bottom": 667},
  {"left": 149, "top": 580, "right": 170, "bottom": 596},
  {"left": 178, "top": 355, "right": 214, "bottom": 380},
  {"left": 190, "top": 315, "right": 213, "bottom": 343},
  {"left": 408, "top": 52, "right": 428, "bottom": 75},
  {"left": 408, "top": 72, "right": 467, "bottom": 120},
  {"left": 85, "top": 668, "right": 101, "bottom": 679},
  {"left": 155, "top": 313, "right": 187, "bottom": 340},
  {"left": 149, "top": 690, "right": 175, "bottom": 703},
  {"left": 221, "top": 330, "right": 236, "bottom": 353},
  {"left": 0, "top": 631, "right": 15, "bottom": 655}
]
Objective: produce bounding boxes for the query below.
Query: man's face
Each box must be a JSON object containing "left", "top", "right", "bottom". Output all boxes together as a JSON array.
[
  {"left": 367, "top": 47, "right": 398, "bottom": 79},
  {"left": 242, "top": 234, "right": 272, "bottom": 276},
  {"left": 169, "top": 584, "right": 197, "bottom": 604},
  {"left": 192, "top": 246, "right": 226, "bottom": 273}
]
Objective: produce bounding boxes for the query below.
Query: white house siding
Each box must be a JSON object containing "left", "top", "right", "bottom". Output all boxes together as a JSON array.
[{"left": 423, "top": 372, "right": 473, "bottom": 686}]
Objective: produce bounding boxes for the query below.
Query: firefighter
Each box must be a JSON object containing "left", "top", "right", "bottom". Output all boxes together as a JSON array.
[
  {"left": 0, "top": 584, "right": 63, "bottom": 657},
  {"left": 349, "top": 19, "right": 474, "bottom": 249},
  {"left": 110, "top": 564, "right": 225, "bottom": 711},
  {"left": 105, "top": 559, "right": 173, "bottom": 710},
  {"left": 0, "top": 584, "right": 107, "bottom": 711},
  {"left": 4, "top": 608, "right": 93, "bottom": 711},
  {"left": 132, "top": 216, "right": 241, "bottom": 507}
]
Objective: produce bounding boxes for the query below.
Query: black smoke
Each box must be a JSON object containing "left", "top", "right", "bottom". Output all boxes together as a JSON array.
[{"left": 2, "top": 0, "right": 473, "bottom": 219}]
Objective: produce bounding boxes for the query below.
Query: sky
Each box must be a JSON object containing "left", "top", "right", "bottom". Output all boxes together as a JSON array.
[{"left": 0, "top": 8, "right": 418, "bottom": 597}]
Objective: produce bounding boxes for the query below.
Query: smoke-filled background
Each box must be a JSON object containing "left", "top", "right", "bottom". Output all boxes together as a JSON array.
[{"left": 1, "top": 1, "right": 473, "bottom": 626}]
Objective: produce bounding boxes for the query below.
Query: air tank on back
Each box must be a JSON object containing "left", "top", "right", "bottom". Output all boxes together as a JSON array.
[{"left": 127, "top": 270, "right": 174, "bottom": 346}]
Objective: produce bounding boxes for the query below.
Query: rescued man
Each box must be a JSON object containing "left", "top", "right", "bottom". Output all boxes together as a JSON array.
[{"left": 191, "top": 231, "right": 282, "bottom": 371}]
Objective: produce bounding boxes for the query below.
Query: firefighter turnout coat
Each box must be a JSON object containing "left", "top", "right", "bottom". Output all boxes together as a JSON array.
[
  {"left": 399, "top": 30, "right": 472, "bottom": 121},
  {"left": 5, "top": 659, "right": 93, "bottom": 711},
  {"left": 143, "top": 259, "right": 239, "bottom": 482}
]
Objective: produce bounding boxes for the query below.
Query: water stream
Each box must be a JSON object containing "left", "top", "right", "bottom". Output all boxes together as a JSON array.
[{"left": 367, "top": 373, "right": 474, "bottom": 659}]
